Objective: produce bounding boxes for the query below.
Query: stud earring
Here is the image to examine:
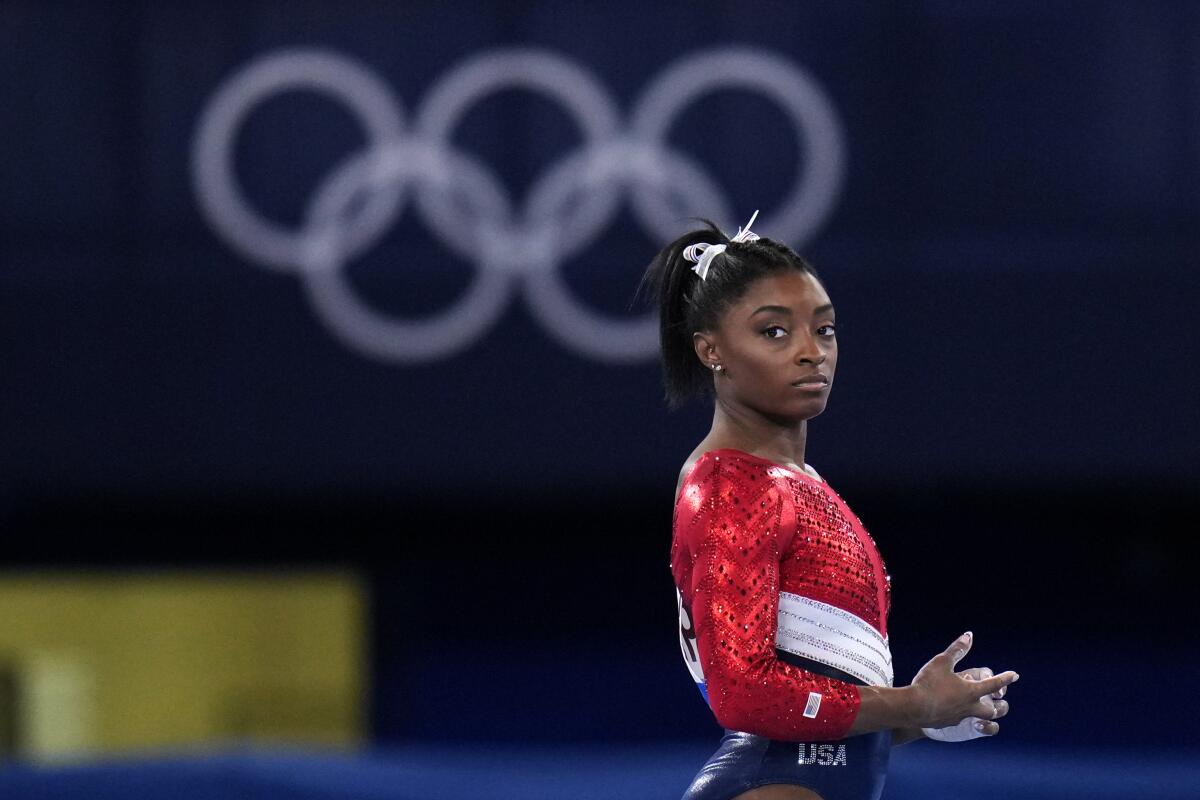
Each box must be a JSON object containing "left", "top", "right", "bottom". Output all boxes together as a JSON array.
[{"left": 711, "top": 363, "right": 723, "bottom": 372}]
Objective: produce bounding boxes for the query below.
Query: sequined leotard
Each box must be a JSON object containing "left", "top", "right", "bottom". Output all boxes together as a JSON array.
[{"left": 672, "top": 449, "right": 893, "bottom": 800}]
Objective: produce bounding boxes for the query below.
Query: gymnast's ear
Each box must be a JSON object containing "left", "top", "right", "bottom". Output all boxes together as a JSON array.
[{"left": 693, "top": 331, "right": 720, "bottom": 370}]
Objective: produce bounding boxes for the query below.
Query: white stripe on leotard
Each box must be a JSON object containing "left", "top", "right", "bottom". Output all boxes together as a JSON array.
[{"left": 775, "top": 592, "right": 894, "bottom": 687}]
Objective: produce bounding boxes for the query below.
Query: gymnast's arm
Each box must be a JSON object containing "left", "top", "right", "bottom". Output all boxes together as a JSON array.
[
  {"left": 684, "top": 471, "right": 1017, "bottom": 741},
  {"left": 683, "top": 472, "right": 865, "bottom": 741}
]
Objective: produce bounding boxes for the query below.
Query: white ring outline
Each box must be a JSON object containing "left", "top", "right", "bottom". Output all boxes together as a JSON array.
[
  {"left": 630, "top": 48, "right": 845, "bottom": 247},
  {"left": 299, "top": 141, "right": 515, "bottom": 362},
  {"left": 192, "top": 49, "right": 406, "bottom": 271}
]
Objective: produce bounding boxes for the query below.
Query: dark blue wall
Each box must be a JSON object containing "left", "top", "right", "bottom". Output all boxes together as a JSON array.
[
  {"left": 3, "top": 0, "right": 1197, "bottom": 764},
  {"left": 4, "top": 1, "right": 1196, "bottom": 498}
]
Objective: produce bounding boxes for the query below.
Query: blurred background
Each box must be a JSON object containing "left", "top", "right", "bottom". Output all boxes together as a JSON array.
[{"left": 2, "top": 1, "right": 1198, "bottom": 798}]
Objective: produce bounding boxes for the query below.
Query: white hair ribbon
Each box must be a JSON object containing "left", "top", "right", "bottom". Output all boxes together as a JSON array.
[{"left": 682, "top": 210, "right": 761, "bottom": 280}]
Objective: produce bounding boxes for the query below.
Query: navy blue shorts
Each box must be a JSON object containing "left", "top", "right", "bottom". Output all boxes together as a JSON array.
[
  {"left": 681, "top": 727, "right": 891, "bottom": 800},
  {"left": 681, "top": 652, "right": 891, "bottom": 800}
]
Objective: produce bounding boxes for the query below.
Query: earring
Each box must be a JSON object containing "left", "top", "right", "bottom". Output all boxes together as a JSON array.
[{"left": 711, "top": 363, "right": 723, "bottom": 372}]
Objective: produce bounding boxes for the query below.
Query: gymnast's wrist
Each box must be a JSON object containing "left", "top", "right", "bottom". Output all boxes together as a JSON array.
[
  {"left": 894, "top": 684, "right": 930, "bottom": 728},
  {"left": 852, "top": 684, "right": 926, "bottom": 733}
]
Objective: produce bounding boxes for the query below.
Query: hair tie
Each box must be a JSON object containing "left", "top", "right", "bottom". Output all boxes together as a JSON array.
[{"left": 682, "top": 210, "right": 761, "bottom": 280}]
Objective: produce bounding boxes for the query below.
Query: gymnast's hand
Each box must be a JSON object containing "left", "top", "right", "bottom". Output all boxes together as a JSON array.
[
  {"left": 955, "top": 665, "right": 1010, "bottom": 736},
  {"left": 909, "top": 632, "right": 1017, "bottom": 732}
]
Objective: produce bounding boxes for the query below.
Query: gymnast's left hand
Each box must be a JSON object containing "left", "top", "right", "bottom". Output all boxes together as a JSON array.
[{"left": 958, "top": 666, "right": 1010, "bottom": 736}]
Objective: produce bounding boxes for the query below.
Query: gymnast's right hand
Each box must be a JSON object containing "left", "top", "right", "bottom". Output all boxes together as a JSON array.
[{"left": 908, "top": 631, "right": 1018, "bottom": 730}]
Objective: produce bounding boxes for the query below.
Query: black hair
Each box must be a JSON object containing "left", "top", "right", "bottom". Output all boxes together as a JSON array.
[{"left": 640, "top": 220, "right": 820, "bottom": 409}]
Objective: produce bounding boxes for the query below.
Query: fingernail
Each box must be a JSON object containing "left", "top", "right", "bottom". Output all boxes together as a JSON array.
[
  {"left": 964, "top": 631, "right": 973, "bottom": 640},
  {"left": 1012, "top": 673, "right": 1019, "bottom": 682},
  {"left": 974, "top": 720, "right": 985, "bottom": 732}
]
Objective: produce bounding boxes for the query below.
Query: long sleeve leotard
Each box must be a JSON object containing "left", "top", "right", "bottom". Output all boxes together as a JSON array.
[{"left": 671, "top": 450, "right": 892, "bottom": 742}]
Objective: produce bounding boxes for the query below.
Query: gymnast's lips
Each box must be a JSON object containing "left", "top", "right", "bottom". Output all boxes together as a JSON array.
[{"left": 791, "top": 375, "right": 829, "bottom": 388}]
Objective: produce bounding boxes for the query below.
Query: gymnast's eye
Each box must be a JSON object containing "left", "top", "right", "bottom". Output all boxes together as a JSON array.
[
  {"left": 762, "top": 326, "right": 788, "bottom": 339},
  {"left": 816, "top": 324, "right": 836, "bottom": 337}
]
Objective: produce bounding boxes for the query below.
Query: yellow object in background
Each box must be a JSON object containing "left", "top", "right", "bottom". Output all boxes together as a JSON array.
[{"left": 0, "top": 571, "right": 365, "bottom": 763}]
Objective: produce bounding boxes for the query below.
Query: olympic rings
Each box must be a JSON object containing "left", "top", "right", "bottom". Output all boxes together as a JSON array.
[{"left": 191, "top": 46, "right": 845, "bottom": 363}]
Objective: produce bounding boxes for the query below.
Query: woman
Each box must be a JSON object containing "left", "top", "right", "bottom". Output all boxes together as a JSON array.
[{"left": 644, "top": 213, "right": 1019, "bottom": 800}]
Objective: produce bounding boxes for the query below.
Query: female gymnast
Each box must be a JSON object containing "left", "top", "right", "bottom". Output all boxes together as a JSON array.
[{"left": 644, "top": 213, "right": 1019, "bottom": 800}]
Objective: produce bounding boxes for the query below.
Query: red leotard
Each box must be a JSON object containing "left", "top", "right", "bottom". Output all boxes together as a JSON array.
[{"left": 672, "top": 449, "right": 892, "bottom": 741}]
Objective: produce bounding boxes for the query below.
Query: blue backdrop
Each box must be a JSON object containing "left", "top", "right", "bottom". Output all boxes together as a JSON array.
[
  {"left": 4, "top": 1, "right": 1196, "bottom": 497},
  {"left": 2, "top": 1, "right": 1198, "bottom": 796}
]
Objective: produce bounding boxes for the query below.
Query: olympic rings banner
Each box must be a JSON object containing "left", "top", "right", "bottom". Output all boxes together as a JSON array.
[
  {"left": 192, "top": 47, "right": 844, "bottom": 363},
  {"left": 4, "top": 2, "right": 1197, "bottom": 497}
]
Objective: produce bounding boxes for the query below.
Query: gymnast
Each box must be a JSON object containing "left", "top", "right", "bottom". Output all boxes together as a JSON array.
[{"left": 643, "top": 212, "right": 1019, "bottom": 800}]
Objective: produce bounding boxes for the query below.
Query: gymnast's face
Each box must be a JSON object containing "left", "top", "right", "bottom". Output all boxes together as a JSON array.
[{"left": 696, "top": 269, "right": 837, "bottom": 421}]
